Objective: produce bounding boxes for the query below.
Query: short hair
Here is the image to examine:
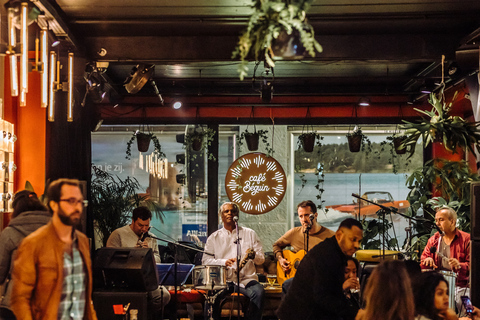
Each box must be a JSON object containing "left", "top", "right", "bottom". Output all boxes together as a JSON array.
[
  {"left": 11, "top": 190, "right": 48, "bottom": 218},
  {"left": 297, "top": 200, "right": 317, "bottom": 214},
  {"left": 219, "top": 202, "right": 239, "bottom": 216},
  {"left": 338, "top": 218, "right": 363, "bottom": 231},
  {"left": 132, "top": 206, "right": 152, "bottom": 221},
  {"left": 413, "top": 272, "right": 448, "bottom": 319},
  {"left": 46, "top": 178, "right": 81, "bottom": 212},
  {"left": 436, "top": 206, "right": 457, "bottom": 222}
]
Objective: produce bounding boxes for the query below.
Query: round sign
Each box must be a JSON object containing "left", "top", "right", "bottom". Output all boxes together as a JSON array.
[{"left": 225, "top": 153, "right": 286, "bottom": 214}]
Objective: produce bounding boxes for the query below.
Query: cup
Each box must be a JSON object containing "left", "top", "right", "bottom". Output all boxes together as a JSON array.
[{"left": 266, "top": 274, "right": 277, "bottom": 288}]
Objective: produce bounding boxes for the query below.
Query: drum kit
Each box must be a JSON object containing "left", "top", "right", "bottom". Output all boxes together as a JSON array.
[{"left": 192, "top": 265, "right": 227, "bottom": 320}]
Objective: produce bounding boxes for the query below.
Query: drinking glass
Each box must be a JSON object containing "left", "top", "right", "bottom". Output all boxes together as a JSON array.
[{"left": 266, "top": 274, "right": 277, "bottom": 288}]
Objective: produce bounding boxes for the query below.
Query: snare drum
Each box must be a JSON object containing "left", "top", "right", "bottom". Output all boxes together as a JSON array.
[
  {"left": 439, "top": 270, "right": 457, "bottom": 310},
  {"left": 192, "top": 265, "right": 227, "bottom": 291}
]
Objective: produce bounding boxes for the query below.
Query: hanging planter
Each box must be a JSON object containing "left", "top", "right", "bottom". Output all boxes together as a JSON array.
[
  {"left": 136, "top": 132, "right": 151, "bottom": 152},
  {"left": 125, "top": 130, "right": 165, "bottom": 160},
  {"left": 346, "top": 126, "right": 372, "bottom": 156},
  {"left": 347, "top": 134, "right": 362, "bottom": 152},
  {"left": 184, "top": 125, "right": 216, "bottom": 160},
  {"left": 298, "top": 132, "right": 317, "bottom": 152},
  {"left": 297, "top": 108, "right": 322, "bottom": 153},
  {"left": 245, "top": 132, "right": 259, "bottom": 151},
  {"left": 236, "top": 109, "right": 274, "bottom": 156},
  {"left": 392, "top": 136, "right": 407, "bottom": 154}
]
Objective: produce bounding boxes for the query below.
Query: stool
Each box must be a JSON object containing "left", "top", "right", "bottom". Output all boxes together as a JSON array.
[
  {"left": 219, "top": 292, "right": 249, "bottom": 318},
  {"left": 166, "top": 289, "right": 205, "bottom": 320}
]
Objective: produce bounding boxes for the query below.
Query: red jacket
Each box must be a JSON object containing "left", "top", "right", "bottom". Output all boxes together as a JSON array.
[
  {"left": 420, "top": 229, "right": 470, "bottom": 287},
  {"left": 11, "top": 222, "right": 97, "bottom": 320}
]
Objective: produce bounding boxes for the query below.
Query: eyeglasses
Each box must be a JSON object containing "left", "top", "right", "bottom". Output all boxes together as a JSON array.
[{"left": 59, "top": 198, "right": 88, "bottom": 207}]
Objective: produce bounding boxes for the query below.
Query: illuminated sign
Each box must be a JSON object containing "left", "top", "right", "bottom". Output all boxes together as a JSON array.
[{"left": 225, "top": 153, "right": 286, "bottom": 214}]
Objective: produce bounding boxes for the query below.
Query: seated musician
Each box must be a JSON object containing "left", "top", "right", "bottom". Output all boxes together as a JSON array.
[
  {"left": 420, "top": 206, "right": 470, "bottom": 316},
  {"left": 202, "top": 202, "right": 265, "bottom": 320},
  {"left": 273, "top": 200, "right": 335, "bottom": 293},
  {"left": 107, "top": 207, "right": 170, "bottom": 312}
]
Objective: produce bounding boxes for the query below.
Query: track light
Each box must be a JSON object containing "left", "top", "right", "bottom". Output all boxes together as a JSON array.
[
  {"left": 173, "top": 101, "right": 183, "bottom": 109},
  {"left": 358, "top": 97, "right": 370, "bottom": 106}
]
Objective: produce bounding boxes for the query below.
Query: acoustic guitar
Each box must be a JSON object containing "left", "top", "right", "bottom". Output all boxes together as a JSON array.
[{"left": 276, "top": 250, "right": 306, "bottom": 285}]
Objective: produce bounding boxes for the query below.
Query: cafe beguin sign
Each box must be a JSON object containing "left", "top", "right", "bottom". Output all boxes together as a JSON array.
[{"left": 225, "top": 153, "right": 286, "bottom": 214}]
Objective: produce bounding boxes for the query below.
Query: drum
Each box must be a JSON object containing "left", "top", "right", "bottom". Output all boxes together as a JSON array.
[
  {"left": 439, "top": 270, "right": 457, "bottom": 310},
  {"left": 355, "top": 249, "right": 402, "bottom": 262},
  {"left": 192, "top": 265, "right": 227, "bottom": 291}
]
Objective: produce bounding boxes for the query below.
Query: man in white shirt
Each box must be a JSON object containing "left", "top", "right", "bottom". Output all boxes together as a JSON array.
[{"left": 202, "top": 202, "right": 265, "bottom": 320}]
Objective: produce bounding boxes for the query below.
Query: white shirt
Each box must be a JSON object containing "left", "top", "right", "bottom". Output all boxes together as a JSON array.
[
  {"left": 202, "top": 226, "right": 264, "bottom": 287},
  {"left": 106, "top": 225, "right": 161, "bottom": 263}
]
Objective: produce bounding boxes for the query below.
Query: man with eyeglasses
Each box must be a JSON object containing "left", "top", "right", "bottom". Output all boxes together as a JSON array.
[
  {"left": 202, "top": 202, "right": 265, "bottom": 320},
  {"left": 10, "top": 178, "right": 98, "bottom": 320}
]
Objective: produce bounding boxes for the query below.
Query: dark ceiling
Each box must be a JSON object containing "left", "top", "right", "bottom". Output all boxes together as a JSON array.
[{"left": 16, "top": 1, "right": 480, "bottom": 110}]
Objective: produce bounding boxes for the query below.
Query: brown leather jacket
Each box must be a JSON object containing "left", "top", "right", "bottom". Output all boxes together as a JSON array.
[{"left": 10, "top": 222, "right": 97, "bottom": 320}]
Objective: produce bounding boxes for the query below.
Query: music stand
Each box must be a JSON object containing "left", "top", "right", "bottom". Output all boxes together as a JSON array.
[
  {"left": 157, "top": 263, "right": 195, "bottom": 287},
  {"left": 157, "top": 263, "right": 194, "bottom": 320}
]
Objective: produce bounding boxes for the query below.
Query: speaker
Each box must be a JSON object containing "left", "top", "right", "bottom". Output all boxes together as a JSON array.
[
  {"left": 471, "top": 241, "right": 480, "bottom": 308},
  {"left": 93, "top": 248, "right": 159, "bottom": 291},
  {"left": 93, "top": 291, "right": 148, "bottom": 320},
  {"left": 470, "top": 182, "right": 480, "bottom": 241}
]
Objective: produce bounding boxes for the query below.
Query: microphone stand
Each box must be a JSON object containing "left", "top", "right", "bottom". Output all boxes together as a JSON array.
[
  {"left": 235, "top": 218, "right": 241, "bottom": 320},
  {"left": 304, "top": 222, "right": 312, "bottom": 253},
  {"left": 351, "top": 193, "right": 427, "bottom": 260},
  {"left": 146, "top": 234, "right": 214, "bottom": 320}
]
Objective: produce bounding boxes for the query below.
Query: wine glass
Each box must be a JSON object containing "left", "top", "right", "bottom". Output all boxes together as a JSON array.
[{"left": 266, "top": 274, "right": 277, "bottom": 288}]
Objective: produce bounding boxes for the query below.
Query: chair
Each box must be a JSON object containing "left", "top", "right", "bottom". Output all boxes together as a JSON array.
[{"left": 219, "top": 292, "right": 250, "bottom": 318}]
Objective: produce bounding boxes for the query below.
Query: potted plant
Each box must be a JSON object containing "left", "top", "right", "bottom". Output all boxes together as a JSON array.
[
  {"left": 379, "top": 134, "right": 410, "bottom": 174},
  {"left": 91, "top": 166, "right": 164, "bottom": 247},
  {"left": 401, "top": 88, "right": 480, "bottom": 159},
  {"left": 297, "top": 131, "right": 322, "bottom": 153},
  {"left": 125, "top": 130, "right": 165, "bottom": 160},
  {"left": 346, "top": 126, "right": 372, "bottom": 155},
  {"left": 232, "top": 0, "right": 323, "bottom": 80},
  {"left": 184, "top": 126, "right": 216, "bottom": 160},
  {"left": 237, "top": 126, "right": 273, "bottom": 156}
]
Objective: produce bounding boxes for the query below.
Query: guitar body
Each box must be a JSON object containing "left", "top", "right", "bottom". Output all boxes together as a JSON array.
[{"left": 277, "top": 250, "right": 306, "bottom": 285}]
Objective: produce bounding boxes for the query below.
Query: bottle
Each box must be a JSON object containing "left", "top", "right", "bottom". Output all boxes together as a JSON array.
[{"left": 129, "top": 309, "right": 138, "bottom": 320}]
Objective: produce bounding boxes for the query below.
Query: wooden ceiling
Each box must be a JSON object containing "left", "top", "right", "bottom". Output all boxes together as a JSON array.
[{"left": 5, "top": 0, "right": 480, "bottom": 122}]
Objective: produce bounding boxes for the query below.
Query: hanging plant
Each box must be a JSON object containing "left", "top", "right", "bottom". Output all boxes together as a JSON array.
[
  {"left": 232, "top": 0, "right": 323, "bottom": 80},
  {"left": 379, "top": 134, "right": 410, "bottom": 174},
  {"left": 346, "top": 126, "right": 372, "bottom": 156},
  {"left": 401, "top": 85, "right": 480, "bottom": 159},
  {"left": 297, "top": 132, "right": 322, "bottom": 152},
  {"left": 184, "top": 126, "right": 216, "bottom": 161},
  {"left": 125, "top": 130, "right": 165, "bottom": 160},
  {"left": 237, "top": 127, "right": 273, "bottom": 156}
]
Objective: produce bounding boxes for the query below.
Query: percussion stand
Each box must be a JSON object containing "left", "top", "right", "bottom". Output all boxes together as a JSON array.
[{"left": 148, "top": 234, "right": 214, "bottom": 320}]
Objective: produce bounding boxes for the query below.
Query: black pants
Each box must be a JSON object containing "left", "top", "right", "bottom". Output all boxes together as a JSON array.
[{"left": 0, "top": 308, "right": 16, "bottom": 320}]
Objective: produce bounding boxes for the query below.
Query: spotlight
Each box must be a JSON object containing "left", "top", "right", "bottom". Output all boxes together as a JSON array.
[
  {"left": 420, "top": 79, "right": 435, "bottom": 94},
  {"left": 124, "top": 64, "right": 155, "bottom": 94},
  {"left": 358, "top": 97, "right": 370, "bottom": 106},
  {"left": 173, "top": 101, "right": 183, "bottom": 109}
]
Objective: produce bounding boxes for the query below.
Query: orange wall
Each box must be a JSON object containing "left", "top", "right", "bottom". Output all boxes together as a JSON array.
[{"left": 4, "top": 55, "right": 47, "bottom": 195}]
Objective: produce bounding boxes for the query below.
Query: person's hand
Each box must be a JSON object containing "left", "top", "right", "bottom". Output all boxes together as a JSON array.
[
  {"left": 448, "top": 258, "right": 461, "bottom": 270},
  {"left": 278, "top": 256, "right": 291, "bottom": 272},
  {"left": 465, "top": 306, "right": 480, "bottom": 320},
  {"left": 343, "top": 277, "right": 360, "bottom": 291},
  {"left": 421, "top": 257, "right": 437, "bottom": 269},
  {"left": 225, "top": 258, "right": 236, "bottom": 267},
  {"left": 138, "top": 240, "right": 149, "bottom": 248}
]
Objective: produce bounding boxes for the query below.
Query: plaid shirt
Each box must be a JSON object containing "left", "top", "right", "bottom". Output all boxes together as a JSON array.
[{"left": 58, "top": 236, "right": 86, "bottom": 320}]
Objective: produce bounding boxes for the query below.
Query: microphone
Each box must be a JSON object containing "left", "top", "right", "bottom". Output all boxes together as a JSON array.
[
  {"left": 140, "top": 227, "right": 152, "bottom": 241},
  {"left": 233, "top": 216, "right": 239, "bottom": 223},
  {"left": 309, "top": 214, "right": 315, "bottom": 222},
  {"left": 432, "top": 223, "right": 445, "bottom": 236}
]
